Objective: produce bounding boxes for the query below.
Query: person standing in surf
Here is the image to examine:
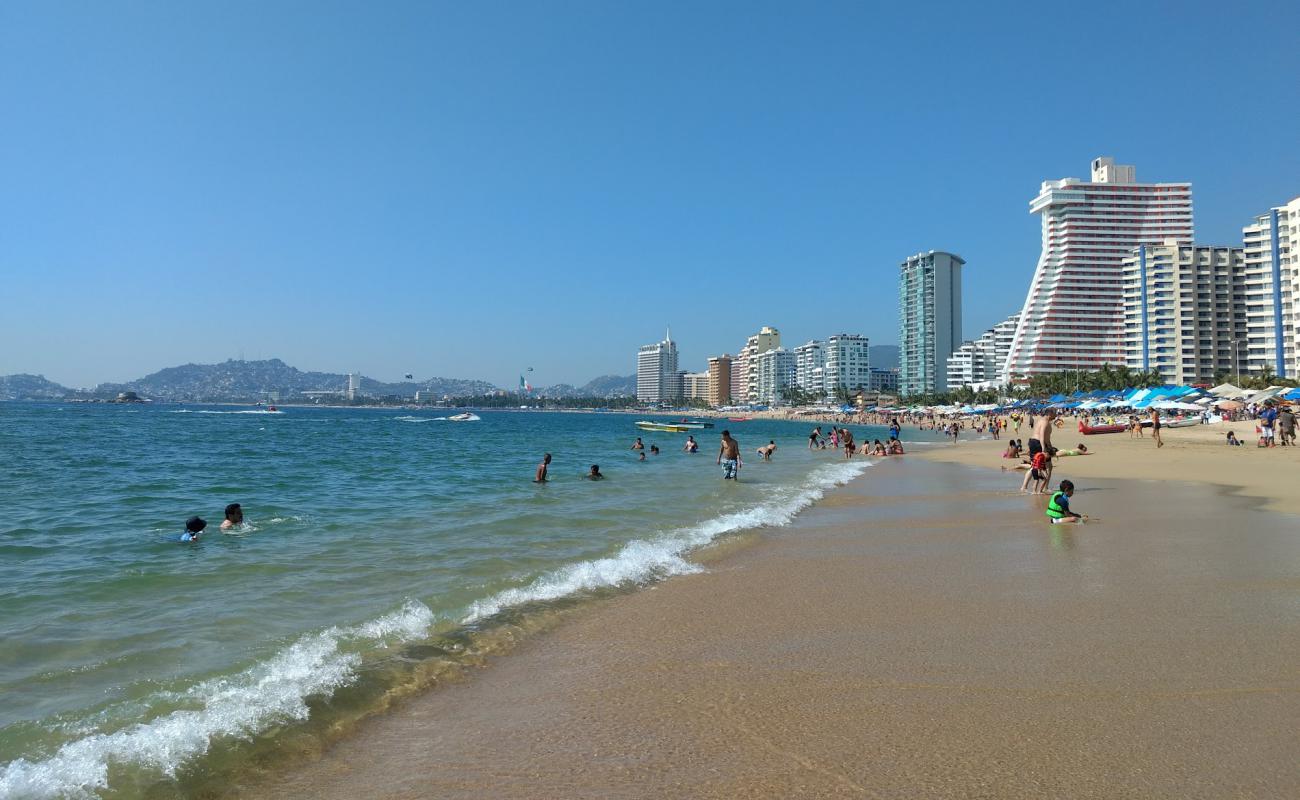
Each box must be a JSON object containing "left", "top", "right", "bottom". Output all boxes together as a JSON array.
[
  {"left": 534, "top": 453, "right": 551, "bottom": 482},
  {"left": 717, "top": 430, "right": 741, "bottom": 480}
]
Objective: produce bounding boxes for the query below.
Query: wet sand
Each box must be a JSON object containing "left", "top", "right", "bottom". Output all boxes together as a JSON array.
[{"left": 254, "top": 458, "right": 1300, "bottom": 799}]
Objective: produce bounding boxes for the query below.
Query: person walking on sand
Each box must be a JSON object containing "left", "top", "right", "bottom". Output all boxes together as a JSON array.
[
  {"left": 717, "top": 430, "right": 741, "bottom": 480},
  {"left": 534, "top": 453, "right": 551, "bottom": 482},
  {"left": 1149, "top": 409, "right": 1163, "bottom": 448},
  {"left": 1259, "top": 402, "right": 1278, "bottom": 447},
  {"left": 1278, "top": 406, "right": 1296, "bottom": 446}
]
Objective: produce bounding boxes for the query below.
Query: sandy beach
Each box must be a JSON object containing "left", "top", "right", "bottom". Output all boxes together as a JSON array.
[
  {"left": 915, "top": 418, "right": 1300, "bottom": 515},
  {"left": 250, "top": 455, "right": 1300, "bottom": 799}
]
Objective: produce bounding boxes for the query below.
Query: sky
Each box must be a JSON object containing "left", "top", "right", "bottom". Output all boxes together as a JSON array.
[{"left": 2, "top": 1, "right": 1297, "bottom": 389}]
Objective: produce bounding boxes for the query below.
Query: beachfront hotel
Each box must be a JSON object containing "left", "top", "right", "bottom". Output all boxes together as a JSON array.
[
  {"left": 680, "top": 371, "right": 710, "bottom": 402},
  {"left": 794, "top": 340, "right": 825, "bottom": 397},
  {"left": 947, "top": 313, "right": 1019, "bottom": 390},
  {"left": 737, "top": 326, "right": 781, "bottom": 402},
  {"left": 635, "top": 330, "right": 680, "bottom": 403},
  {"left": 1241, "top": 196, "right": 1300, "bottom": 378},
  {"left": 753, "top": 347, "right": 796, "bottom": 406},
  {"left": 898, "top": 250, "right": 964, "bottom": 395},
  {"left": 706, "top": 354, "right": 732, "bottom": 406},
  {"left": 1120, "top": 244, "right": 1244, "bottom": 384},
  {"left": 1004, "top": 157, "right": 1194, "bottom": 379}
]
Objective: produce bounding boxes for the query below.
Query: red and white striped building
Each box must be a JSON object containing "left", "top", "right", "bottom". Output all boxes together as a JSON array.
[{"left": 1004, "top": 157, "right": 1193, "bottom": 379}]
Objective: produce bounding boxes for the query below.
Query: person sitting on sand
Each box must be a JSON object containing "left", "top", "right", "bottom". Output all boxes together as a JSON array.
[
  {"left": 534, "top": 453, "right": 551, "bottom": 482},
  {"left": 220, "top": 503, "right": 243, "bottom": 530},
  {"left": 872, "top": 439, "right": 887, "bottom": 456},
  {"left": 684, "top": 435, "right": 698, "bottom": 453},
  {"left": 1045, "top": 479, "right": 1086, "bottom": 524},
  {"left": 1003, "top": 440, "right": 1021, "bottom": 459},
  {"left": 757, "top": 441, "right": 777, "bottom": 460},
  {"left": 1226, "top": 431, "right": 1242, "bottom": 446},
  {"left": 587, "top": 464, "right": 604, "bottom": 480},
  {"left": 181, "top": 516, "right": 207, "bottom": 542},
  {"left": 888, "top": 438, "right": 905, "bottom": 455}
]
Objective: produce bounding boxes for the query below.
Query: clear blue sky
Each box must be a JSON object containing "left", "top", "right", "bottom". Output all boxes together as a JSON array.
[{"left": 2, "top": 1, "right": 1297, "bottom": 389}]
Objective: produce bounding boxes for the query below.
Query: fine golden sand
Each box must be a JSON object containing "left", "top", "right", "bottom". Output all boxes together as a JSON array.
[
  {"left": 252, "top": 455, "right": 1300, "bottom": 799},
  {"left": 917, "top": 418, "right": 1300, "bottom": 515}
]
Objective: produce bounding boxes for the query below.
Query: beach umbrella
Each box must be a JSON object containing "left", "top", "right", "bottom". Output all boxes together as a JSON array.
[{"left": 1213, "top": 399, "right": 1243, "bottom": 410}]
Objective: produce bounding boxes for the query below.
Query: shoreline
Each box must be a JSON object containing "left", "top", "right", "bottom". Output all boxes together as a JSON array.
[{"left": 249, "top": 456, "right": 1300, "bottom": 799}]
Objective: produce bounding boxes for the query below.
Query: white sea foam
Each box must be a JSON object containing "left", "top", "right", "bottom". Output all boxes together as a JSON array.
[
  {"left": 2, "top": 462, "right": 867, "bottom": 798},
  {"left": 461, "top": 460, "right": 868, "bottom": 623},
  {"left": 392, "top": 415, "right": 445, "bottom": 423},
  {"left": 0, "top": 601, "right": 435, "bottom": 800}
]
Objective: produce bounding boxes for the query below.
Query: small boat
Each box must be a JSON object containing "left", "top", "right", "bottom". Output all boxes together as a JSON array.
[
  {"left": 1078, "top": 421, "right": 1126, "bottom": 435},
  {"left": 1140, "top": 416, "right": 1200, "bottom": 429},
  {"left": 448, "top": 412, "right": 481, "bottom": 422},
  {"left": 727, "top": 417, "right": 750, "bottom": 422},
  {"left": 636, "top": 420, "right": 696, "bottom": 432},
  {"left": 680, "top": 418, "right": 715, "bottom": 428}
]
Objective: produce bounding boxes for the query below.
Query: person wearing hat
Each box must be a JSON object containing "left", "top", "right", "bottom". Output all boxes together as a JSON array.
[{"left": 181, "top": 516, "right": 207, "bottom": 542}]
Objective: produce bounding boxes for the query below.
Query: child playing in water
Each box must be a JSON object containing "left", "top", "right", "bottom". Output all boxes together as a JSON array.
[{"left": 1045, "top": 479, "right": 1086, "bottom": 523}]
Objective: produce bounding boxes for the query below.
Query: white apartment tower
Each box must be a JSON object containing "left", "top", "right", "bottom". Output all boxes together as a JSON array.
[
  {"left": 823, "top": 334, "right": 871, "bottom": 396},
  {"left": 793, "top": 340, "right": 826, "bottom": 397},
  {"left": 1004, "top": 157, "right": 1193, "bottom": 379},
  {"left": 738, "top": 326, "right": 781, "bottom": 402},
  {"left": 754, "top": 347, "right": 797, "bottom": 406},
  {"left": 1121, "top": 243, "right": 1244, "bottom": 384},
  {"left": 636, "top": 329, "right": 680, "bottom": 404},
  {"left": 898, "top": 251, "right": 964, "bottom": 395},
  {"left": 1241, "top": 197, "right": 1300, "bottom": 378},
  {"left": 946, "top": 313, "right": 1019, "bottom": 390}
]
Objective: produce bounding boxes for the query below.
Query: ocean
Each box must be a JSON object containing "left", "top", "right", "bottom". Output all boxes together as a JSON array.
[{"left": 0, "top": 403, "right": 899, "bottom": 798}]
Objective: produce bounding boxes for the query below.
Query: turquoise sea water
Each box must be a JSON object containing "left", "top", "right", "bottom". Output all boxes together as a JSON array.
[{"left": 0, "top": 404, "right": 902, "bottom": 798}]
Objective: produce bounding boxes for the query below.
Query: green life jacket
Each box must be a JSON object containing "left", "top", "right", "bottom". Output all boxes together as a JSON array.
[{"left": 1046, "top": 491, "right": 1067, "bottom": 519}]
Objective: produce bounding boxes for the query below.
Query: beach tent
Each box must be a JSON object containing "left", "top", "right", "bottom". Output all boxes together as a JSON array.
[
  {"left": 1283, "top": 388, "right": 1300, "bottom": 401},
  {"left": 1153, "top": 401, "right": 1205, "bottom": 411},
  {"left": 1209, "top": 383, "right": 1246, "bottom": 398}
]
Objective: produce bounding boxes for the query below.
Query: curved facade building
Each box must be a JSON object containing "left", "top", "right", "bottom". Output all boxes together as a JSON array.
[{"left": 1004, "top": 157, "right": 1193, "bottom": 378}]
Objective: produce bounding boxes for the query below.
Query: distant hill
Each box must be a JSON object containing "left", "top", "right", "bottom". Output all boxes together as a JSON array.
[
  {"left": 0, "top": 374, "right": 72, "bottom": 400},
  {"left": 870, "top": 345, "right": 899, "bottom": 370},
  {"left": 2, "top": 361, "right": 639, "bottom": 403},
  {"left": 89, "top": 359, "right": 500, "bottom": 402},
  {"left": 579, "top": 374, "right": 637, "bottom": 397}
]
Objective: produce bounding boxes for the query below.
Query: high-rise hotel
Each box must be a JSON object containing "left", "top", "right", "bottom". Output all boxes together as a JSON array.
[
  {"left": 636, "top": 329, "right": 680, "bottom": 404},
  {"left": 1004, "top": 157, "right": 1193, "bottom": 378},
  {"left": 898, "top": 251, "right": 963, "bottom": 395}
]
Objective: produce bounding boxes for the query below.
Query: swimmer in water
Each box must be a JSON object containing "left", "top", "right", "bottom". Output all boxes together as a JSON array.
[
  {"left": 534, "top": 453, "right": 551, "bottom": 482},
  {"left": 220, "top": 503, "right": 243, "bottom": 530},
  {"left": 757, "top": 440, "right": 777, "bottom": 460},
  {"left": 181, "top": 516, "right": 206, "bottom": 542},
  {"left": 650, "top": 444, "right": 659, "bottom": 455},
  {"left": 684, "top": 435, "right": 698, "bottom": 453},
  {"left": 638, "top": 451, "right": 647, "bottom": 461},
  {"left": 587, "top": 464, "right": 604, "bottom": 480},
  {"left": 631, "top": 437, "right": 644, "bottom": 451}
]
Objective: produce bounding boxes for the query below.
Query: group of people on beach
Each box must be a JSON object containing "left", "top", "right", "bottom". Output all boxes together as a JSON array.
[
  {"left": 179, "top": 503, "right": 244, "bottom": 542},
  {"left": 805, "top": 425, "right": 905, "bottom": 457}
]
